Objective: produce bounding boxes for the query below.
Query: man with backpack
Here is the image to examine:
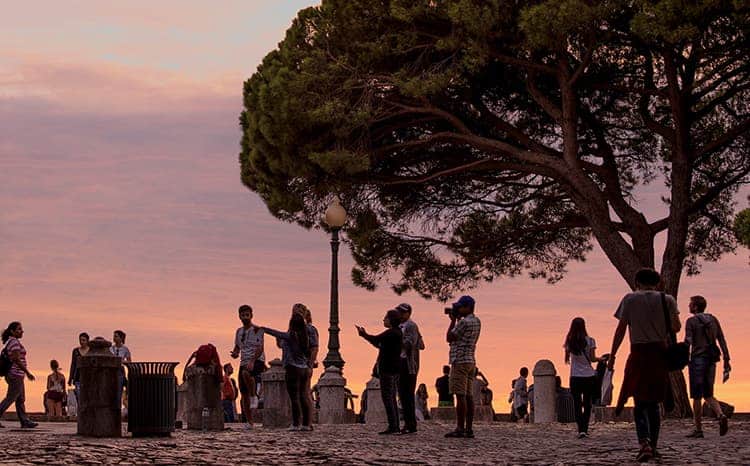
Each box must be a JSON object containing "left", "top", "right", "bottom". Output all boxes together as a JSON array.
[{"left": 684, "top": 295, "right": 731, "bottom": 438}]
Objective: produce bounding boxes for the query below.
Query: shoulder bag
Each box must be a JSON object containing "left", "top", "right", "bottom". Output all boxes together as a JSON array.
[
  {"left": 700, "top": 315, "right": 722, "bottom": 363},
  {"left": 661, "top": 293, "right": 689, "bottom": 371}
]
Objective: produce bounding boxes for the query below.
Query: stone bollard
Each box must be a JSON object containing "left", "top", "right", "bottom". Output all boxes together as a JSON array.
[
  {"left": 184, "top": 364, "right": 224, "bottom": 431},
  {"left": 364, "top": 376, "right": 386, "bottom": 425},
  {"left": 532, "top": 359, "right": 557, "bottom": 423},
  {"left": 317, "top": 366, "right": 350, "bottom": 424},
  {"left": 77, "top": 338, "right": 122, "bottom": 437},
  {"left": 262, "top": 359, "right": 291, "bottom": 428}
]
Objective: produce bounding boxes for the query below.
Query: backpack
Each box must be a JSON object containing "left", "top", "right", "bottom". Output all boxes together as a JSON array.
[
  {"left": 195, "top": 344, "right": 219, "bottom": 366},
  {"left": 0, "top": 345, "right": 11, "bottom": 377}
]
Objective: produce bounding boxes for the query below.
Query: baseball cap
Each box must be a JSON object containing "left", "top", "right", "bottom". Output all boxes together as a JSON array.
[
  {"left": 452, "top": 295, "right": 475, "bottom": 310},
  {"left": 395, "top": 303, "right": 412, "bottom": 314}
]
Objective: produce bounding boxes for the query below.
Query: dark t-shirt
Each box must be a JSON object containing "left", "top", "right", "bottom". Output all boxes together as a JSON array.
[
  {"left": 436, "top": 375, "right": 451, "bottom": 402},
  {"left": 362, "top": 327, "right": 403, "bottom": 375}
]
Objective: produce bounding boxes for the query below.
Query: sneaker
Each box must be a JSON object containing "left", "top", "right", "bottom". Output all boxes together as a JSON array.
[
  {"left": 636, "top": 443, "right": 653, "bottom": 463},
  {"left": 464, "top": 430, "right": 475, "bottom": 438},
  {"left": 444, "top": 429, "right": 465, "bottom": 438},
  {"left": 686, "top": 430, "right": 704, "bottom": 438},
  {"left": 398, "top": 428, "right": 417, "bottom": 435},
  {"left": 243, "top": 423, "right": 253, "bottom": 430},
  {"left": 21, "top": 421, "right": 38, "bottom": 429},
  {"left": 299, "top": 425, "right": 313, "bottom": 432},
  {"left": 287, "top": 425, "right": 300, "bottom": 431},
  {"left": 719, "top": 415, "right": 729, "bottom": 436},
  {"left": 577, "top": 432, "right": 587, "bottom": 439},
  {"left": 378, "top": 429, "right": 399, "bottom": 435}
]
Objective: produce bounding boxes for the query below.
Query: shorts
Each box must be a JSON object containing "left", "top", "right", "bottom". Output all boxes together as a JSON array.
[
  {"left": 239, "top": 366, "right": 258, "bottom": 396},
  {"left": 688, "top": 355, "right": 716, "bottom": 400},
  {"left": 449, "top": 363, "right": 476, "bottom": 397}
]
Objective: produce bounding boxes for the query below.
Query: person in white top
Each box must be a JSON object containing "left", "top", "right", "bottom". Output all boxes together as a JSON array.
[
  {"left": 564, "top": 317, "right": 598, "bottom": 438},
  {"left": 111, "top": 330, "right": 131, "bottom": 409}
]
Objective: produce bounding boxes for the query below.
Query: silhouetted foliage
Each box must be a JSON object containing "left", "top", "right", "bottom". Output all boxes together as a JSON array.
[{"left": 240, "top": 0, "right": 750, "bottom": 300}]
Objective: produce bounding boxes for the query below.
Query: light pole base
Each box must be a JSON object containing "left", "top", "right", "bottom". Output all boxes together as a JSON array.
[{"left": 317, "top": 366, "right": 355, "bottom": 424}]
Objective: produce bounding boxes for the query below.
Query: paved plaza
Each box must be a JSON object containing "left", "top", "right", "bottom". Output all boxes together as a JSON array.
[{"left": 0, "top": 419, "right": 747, "bottom": 465}]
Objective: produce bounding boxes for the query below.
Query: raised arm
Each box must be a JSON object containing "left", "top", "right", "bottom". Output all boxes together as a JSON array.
[
  {"left": 447, "top": 317, "right": 462, "bottom": 343},
  {"left": 262, "top": 327, "right": 290, "bottom": 341},
  {"left": 359, "top": 329, "right": 387, "bottom": 348}
]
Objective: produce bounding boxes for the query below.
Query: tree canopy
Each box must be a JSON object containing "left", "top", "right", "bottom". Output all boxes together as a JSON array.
[
  {"left": 736, "top": 207, "right": 750, "bottom": 247},
  {"left": 240, "top": 0, "right": 750, "bottom": 300}
]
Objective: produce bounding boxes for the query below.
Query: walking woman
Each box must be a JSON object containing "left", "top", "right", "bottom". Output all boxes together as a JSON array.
[
  {"left": 45, "top": 360, "right": 66, "bottom": 420},
  {"left": 261, "top": 312, "right": 313, "bottom": 431},
  {"left": 68, "top": 332, "right": 90, "bottom": 404},
  {"left": 0, "top": 322, "right": 38, "bottom": 428},
  {"left": 356, "top": 310, "right": 403, "bottom": 435},
  {"left": 564, "top": 317, "right": 598, "bottom": 438}
]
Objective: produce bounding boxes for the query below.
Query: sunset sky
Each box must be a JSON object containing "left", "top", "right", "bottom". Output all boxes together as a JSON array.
[{"left": 2, "top": 1, "right": 749, "bottom": 413}]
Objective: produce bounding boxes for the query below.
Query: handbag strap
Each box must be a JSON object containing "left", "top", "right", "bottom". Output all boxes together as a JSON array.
[{"left": 660, "top": 292, "right": 677, "bottom": 345}]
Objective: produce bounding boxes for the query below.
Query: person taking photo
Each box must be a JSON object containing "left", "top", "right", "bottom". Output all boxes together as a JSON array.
[{"left": 445, "top": 295, "right": 481, "bottom": 439}]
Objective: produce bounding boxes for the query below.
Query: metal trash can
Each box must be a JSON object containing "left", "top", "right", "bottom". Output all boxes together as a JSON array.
[
  {"left": 556, "top": 389, "right": 576, "bottom": 423},
  {"left": 124, "top": 362, "right": 179, "bottom": 437}
]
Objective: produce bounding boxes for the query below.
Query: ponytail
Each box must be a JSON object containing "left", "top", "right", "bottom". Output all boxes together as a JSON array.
[{"left": 2, "top": 322, "right": 21, "bottom": 344}]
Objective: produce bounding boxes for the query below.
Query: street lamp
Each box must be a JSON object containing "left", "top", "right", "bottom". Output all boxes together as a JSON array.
[{"left": 322, "top": 196, "right": 347, "bottom": 370}]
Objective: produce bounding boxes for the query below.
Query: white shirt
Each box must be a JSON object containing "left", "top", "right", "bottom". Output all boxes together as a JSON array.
[
  {"left": 235, "top": 326, "right": 265, "bottom": 367},
  {"left": 111, "top": 345, "right": 131, "bottom": 361},
  {"left": 568, "top": 337, "right": 596, "bottom": 378}
]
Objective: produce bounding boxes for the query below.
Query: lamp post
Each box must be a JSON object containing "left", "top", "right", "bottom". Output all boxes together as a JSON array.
[{"left": 322, "top": 196, "right": 347, "bottom": 370}]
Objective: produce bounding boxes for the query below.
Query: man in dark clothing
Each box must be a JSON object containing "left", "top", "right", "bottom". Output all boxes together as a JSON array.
[
  {"left": 396, "top": 303, "right": 425, "bottom": 434},
  {"left": 357, "top": 310, "right": 404, "bottom": 435},
  {"left": 436, "top": 365, "right": 453, "bottom": 407},
  {"left": 684, "top": 295, "right": 731, "bottom": 438}
]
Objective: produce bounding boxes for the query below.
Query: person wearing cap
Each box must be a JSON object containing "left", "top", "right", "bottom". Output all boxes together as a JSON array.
[
  {"left": 445, "top": 295, "right": 481, "bottom": 438},
  {"left": 396, "top": 303, "right": 425, "bottom": 434}
]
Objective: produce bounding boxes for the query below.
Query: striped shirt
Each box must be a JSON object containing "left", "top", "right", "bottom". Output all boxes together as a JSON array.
[{"left": 5, "top": 337, "right": 27, "bottom": 379}]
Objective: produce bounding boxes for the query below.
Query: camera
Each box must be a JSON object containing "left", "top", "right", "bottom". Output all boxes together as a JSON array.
[{"left": 444, "top": 306, "right": 459, "bottom": 318}]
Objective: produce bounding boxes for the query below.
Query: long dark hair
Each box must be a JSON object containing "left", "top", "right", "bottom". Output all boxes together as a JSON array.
[
  {"left": 2, "top": 322, "right": 21, "bottom": 344},
  {"left": 288, "top": 313, "right": 310, "bottom": 355},
  {"left": 565, "top": 317, "right": 588, "bottom": 359}
]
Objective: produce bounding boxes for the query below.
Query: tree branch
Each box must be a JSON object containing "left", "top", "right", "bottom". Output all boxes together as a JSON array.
[
  {"left": 695, "top": 118, "right": 750, "bottom": 159},
  {"left": 489, "top": 51, "right": 557, "bottom": 75}
]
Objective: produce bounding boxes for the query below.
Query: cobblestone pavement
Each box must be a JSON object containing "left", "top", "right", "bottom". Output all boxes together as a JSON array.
[{"left": 0, "top": 420, "right": 747, "bottom": 465}]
